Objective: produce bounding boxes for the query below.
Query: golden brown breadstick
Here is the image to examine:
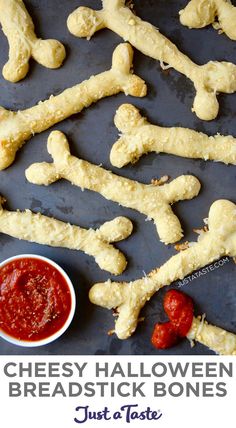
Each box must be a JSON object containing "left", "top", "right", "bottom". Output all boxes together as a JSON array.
[
  {"left": 0, "top": 0, "right": 66, "bottom": 82},
  {"left": 187, "top": 316, "right": 236, "bottom": 355},
  {"left": 0, "top": 197, "right": 133, "bottom": 275},
  {"left": 179, "top": 0, "right": 236, "bottom": 40},
  {"left": 110, "top": 104, "right": 236, "bottom": 167},
  {"left": 67, "top": 0, "right": 236, "bottom": 121},
  {"left": 25, "top": 130, "right": 201, "bottom": 245},
  {"left": 89, "top": 200, "right": 236, "bottom": 339},
  {"left": 0, "top": 43, "right": 146, "bottom": 170}
]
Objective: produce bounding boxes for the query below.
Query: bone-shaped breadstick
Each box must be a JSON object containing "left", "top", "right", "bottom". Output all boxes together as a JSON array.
[
  {"left": 187, "top": 316, "right": 236, "bottom": 355},
  {"left": 179, "top": 0, "right": 236, "bottom": 41},
  {"left": 67, "top": 0, "right": 236, "bottom": 121},
  {"left": 0, "top": 0, "right": 66, "bottom": 82},
  {"left": 0, "top": 43, "right": 146, "bottom": 171},
  {"left": 25, "top": 130, "right": 201, "bottom": 245},
  {"left": 110, "top": 104, "right": 236, "bottom": 168},
  {"left": 89, "top": 199, "right": 236, "bottom": 339},
  {"left": 0, "top": 196, "right": 133, "bottom": 275}
]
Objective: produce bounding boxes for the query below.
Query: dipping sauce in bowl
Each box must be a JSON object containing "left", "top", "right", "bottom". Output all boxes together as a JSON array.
[{"left": 0, "top": 255, "right": 76, "bottom": 347}]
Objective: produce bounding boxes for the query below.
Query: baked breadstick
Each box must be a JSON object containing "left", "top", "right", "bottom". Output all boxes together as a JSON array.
[
  {"left": 0, "top": 43, "right": 146, "bottom": 170},
  {"left": 67, "top": 0, "right": 236, "bottom": 121},
  {"left": 25, "top": 130, "right": 201, "bottom": 245},
  {"left": 0, "top": 0, "right": 66, "bottom": 82},
  {"left": 110, "top": 104, "right": 236, "bottom": 167},
  {"left": 0, "top": 197, "right": 133, "bottom": 275},
  {"left": 180, "top": 0, "right": 236, "bottom": 41},
  {"left": 89, "top": 199, "right": 236, "bottom": 339},
  {"left": 187, "top": 316, "right": 236, "bottom": 355}
]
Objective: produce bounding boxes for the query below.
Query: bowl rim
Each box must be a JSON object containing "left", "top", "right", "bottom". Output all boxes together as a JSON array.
[{"left": 0, "top": 253, "right": 76, "bottom": 348}]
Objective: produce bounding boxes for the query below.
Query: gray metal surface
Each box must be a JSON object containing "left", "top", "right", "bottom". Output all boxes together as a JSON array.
[{"left": 0, "top": 0, "right": 235, "bottom": 355}]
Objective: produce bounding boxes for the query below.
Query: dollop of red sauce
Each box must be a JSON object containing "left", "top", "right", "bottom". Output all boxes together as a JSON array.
[
  {"left": 0, "top": 258, "right": 72, "bottom": 342},
  {"left": 151, "top": 290, "right": 194, "bottom": 349}
]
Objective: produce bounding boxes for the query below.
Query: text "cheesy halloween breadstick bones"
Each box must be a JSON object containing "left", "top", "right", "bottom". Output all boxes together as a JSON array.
[
  {"left": 0, "top": 43, "right": 146, "bottom": 170},
  {"left": 25, "top": 131, "right": 201, "bottom": 245}
]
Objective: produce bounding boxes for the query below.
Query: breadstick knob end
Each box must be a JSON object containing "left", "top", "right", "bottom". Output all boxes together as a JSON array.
[
  {"left": 32, "top": 39, "right": 66, "bottom": 69},
  {"left": 2, "top": 60, "right": 30, "bottom": 83},
  {"left": 193, "top": 90, "right": 219, "bottom": 121},
  {"left": 67, "top": 7, "right": 104, "bottom": 38}
]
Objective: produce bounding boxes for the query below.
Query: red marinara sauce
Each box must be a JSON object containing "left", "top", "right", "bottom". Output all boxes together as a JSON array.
[
  {"left": 0, "top": 258, "right": 72, "bottom": 341},
  {"left": 151, "top": 290, "right": 194, "bottom": 349}
]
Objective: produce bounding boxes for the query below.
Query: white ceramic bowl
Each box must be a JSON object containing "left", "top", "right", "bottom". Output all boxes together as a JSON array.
[{"left": 0, "top": 254, "right": 76, "bottom": 347}]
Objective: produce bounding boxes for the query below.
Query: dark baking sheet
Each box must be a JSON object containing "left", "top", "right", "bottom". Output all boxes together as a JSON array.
[{"left": 0, "top": 0, "right": 236, "bottom": 355}]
